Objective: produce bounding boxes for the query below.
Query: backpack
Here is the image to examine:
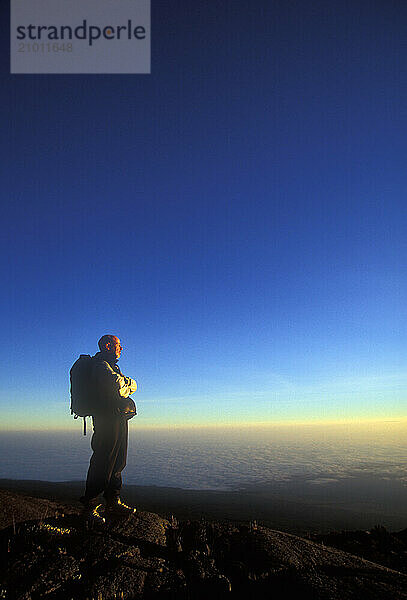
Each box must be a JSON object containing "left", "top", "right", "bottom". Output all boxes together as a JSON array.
[{"left": 70, "top": 354, "right": 96, "bottom": 435}]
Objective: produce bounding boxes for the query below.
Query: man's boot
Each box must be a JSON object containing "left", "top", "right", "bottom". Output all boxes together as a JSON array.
[
  {"left": 80, "top": 497, "right": 106, "bottom": 529},
  {"left": 105, "top": 497, "right": 137, "bottom": 518}
]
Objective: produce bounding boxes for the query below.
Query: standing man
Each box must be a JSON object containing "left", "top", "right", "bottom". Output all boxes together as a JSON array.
[{"left": 81, "top": 334, "right": 137, "bottom": 524}]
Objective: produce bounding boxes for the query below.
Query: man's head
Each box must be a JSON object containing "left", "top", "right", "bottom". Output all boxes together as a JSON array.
[{"left": 98, "top": 335, "right": 122, "bottom": 360}]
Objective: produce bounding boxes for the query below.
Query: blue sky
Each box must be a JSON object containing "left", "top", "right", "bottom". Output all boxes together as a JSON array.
[{"left": 1, "top": 0, "right": 406, "bottom": 429}]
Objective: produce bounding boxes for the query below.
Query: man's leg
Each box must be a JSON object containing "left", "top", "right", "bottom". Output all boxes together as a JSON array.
[
  {"left": 83, "top": 416, "right": 122, "bottom": 504},
  {"left": 104, "top": 418, "right": 128, "bottom": 501},
  {"left": 104, "top": 419, "right": 136, "bottom": 515}
]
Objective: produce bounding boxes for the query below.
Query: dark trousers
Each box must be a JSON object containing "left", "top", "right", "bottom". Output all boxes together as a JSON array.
[{"left": 84, "top": 415, "right": 128, "bottom": 503}]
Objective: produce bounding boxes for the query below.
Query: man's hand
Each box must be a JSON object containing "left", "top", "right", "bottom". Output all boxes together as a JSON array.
[{"left": 125, "top": 377, "right": 137, "bottom": 394}]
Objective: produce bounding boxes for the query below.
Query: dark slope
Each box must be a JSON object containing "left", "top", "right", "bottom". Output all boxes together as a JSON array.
[
  {"left": 1, "top": 489, "right": 407, "bottom": 599},
  {"left": 1, "top": 478, "right": 406, "bottom": 534}
]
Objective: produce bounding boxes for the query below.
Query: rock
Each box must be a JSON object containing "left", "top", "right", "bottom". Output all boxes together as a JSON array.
[{"left": 107, "top": 509, "right": 169, "bottom": 548}]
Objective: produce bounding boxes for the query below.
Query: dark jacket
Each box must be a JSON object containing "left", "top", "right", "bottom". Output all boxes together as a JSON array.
[{"left": 91, "top": 351, "right": 137, "bottom": 417}]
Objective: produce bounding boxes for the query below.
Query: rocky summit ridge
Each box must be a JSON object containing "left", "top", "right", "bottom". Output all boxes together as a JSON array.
[{"left": 0, "top": 489, "right": 407, "bottom": 599}]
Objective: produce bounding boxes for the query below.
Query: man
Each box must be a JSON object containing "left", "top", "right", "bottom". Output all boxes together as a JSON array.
[{"left": 81, "top": 334, "right": 137, "bottom": 525}]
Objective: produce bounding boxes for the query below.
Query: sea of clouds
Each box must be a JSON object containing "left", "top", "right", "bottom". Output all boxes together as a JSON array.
[{"left": 1, "top": 422, "right": 406, "bottom": 493}]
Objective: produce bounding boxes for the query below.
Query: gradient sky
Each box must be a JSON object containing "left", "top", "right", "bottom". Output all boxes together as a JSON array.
[{"left": 1, "top": 0, "right": 406, "bottom": 430}]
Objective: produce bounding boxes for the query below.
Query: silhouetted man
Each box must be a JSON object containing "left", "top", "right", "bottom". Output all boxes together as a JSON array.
[{"left": 81, "top": 334, "right": 137, "bottom": 525}]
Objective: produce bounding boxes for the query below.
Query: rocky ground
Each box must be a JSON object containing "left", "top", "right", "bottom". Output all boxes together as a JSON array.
[{"left": 1, "top": 489, "right": 407, "bottom": 599}]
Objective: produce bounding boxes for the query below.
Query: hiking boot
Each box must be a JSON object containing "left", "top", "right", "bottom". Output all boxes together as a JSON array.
[
  {"left": 105, "top": 498, "right": 137, "bottom": 518},
  {"left": 81, "top": 503, "right": 106, "bottom": 529}
]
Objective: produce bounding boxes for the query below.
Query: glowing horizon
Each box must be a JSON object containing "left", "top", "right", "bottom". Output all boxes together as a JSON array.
[{"left": 2, "top": 415, "right": 407, "bottom": 433}]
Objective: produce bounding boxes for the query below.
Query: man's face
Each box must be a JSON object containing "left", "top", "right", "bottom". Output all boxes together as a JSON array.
[{"left": 106, "top": 337, "right": 122, "bottom": 359}]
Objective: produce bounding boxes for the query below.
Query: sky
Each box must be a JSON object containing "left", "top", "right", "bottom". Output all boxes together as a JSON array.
[{"left": 1, "top": 0, "right": 407, "bottom": 430}]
